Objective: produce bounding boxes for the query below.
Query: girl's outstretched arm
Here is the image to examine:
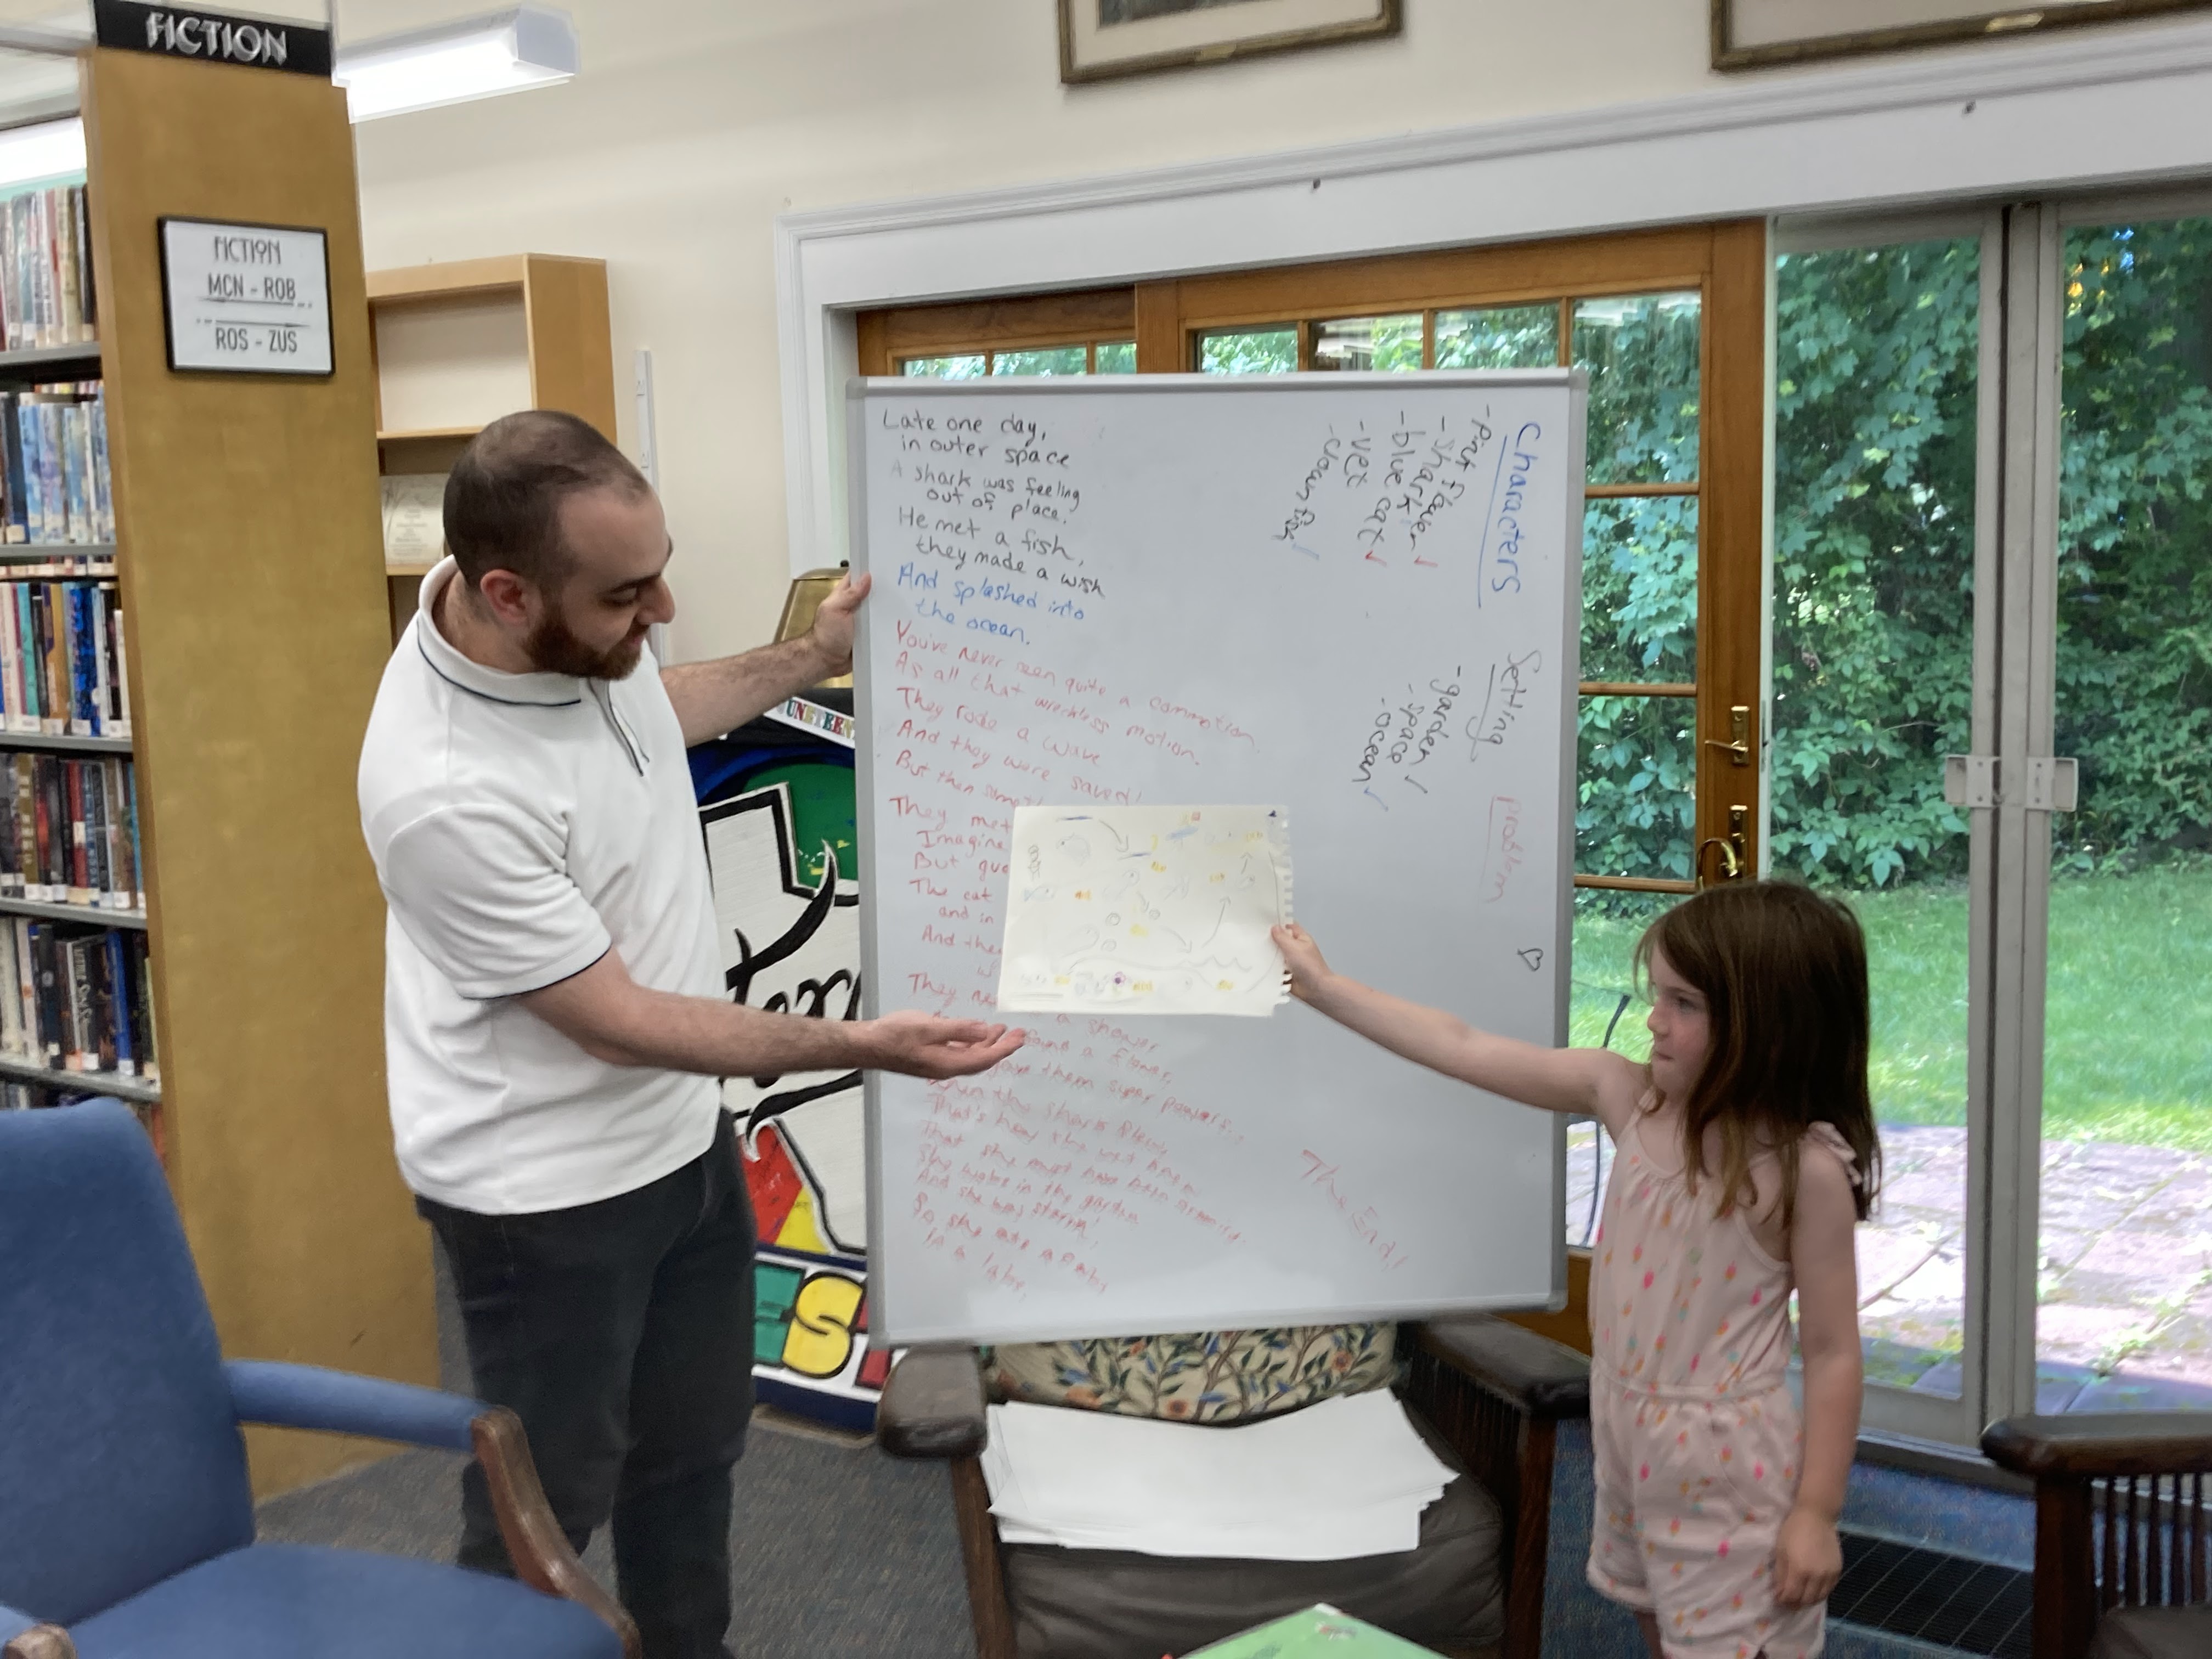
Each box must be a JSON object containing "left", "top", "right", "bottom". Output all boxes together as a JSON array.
[
  {"left": 1775, "top": 1146, "right": 1863, "bottom": 1609},
  {"left": 1273, "top": 923, "right": 1643, "bottom": 1136}
]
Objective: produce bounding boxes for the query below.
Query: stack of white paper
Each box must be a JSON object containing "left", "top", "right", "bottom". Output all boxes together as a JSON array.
[{"left": 979, "top": 1390, "right": 1457, "bottom": 1561}]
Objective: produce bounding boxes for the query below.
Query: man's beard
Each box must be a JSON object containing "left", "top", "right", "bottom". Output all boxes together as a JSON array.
[{"left": 524, "top": 607, "right": 646, "bottom": 680}]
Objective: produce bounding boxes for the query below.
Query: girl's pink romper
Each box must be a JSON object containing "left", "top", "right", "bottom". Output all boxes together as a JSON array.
[{"left": 1585, "top": 1105, "right": 1860, "bottom": 1659}]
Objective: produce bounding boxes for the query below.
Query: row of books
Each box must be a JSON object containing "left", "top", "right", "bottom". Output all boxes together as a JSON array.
[
  {"left": 0, "top": 580, "right": 128, "bottom": 738},
  {"left": 2, "top": 385, "right": 111, "bottom": 546},
  {"left": 1, "top": 184, "right": 95, "bottom": 353},
  {"left": 0, "top": 919, "right": 155, "bottom": 1081},
  {"left": 0, "top": 752, "right": 141, "bottom": 912}
]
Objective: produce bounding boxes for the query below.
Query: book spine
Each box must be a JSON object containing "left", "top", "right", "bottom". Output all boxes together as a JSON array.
[
  {"left": 42, "top": 754, "right": 64, "bottom": 901},
  {"left": 0, "top": 755, "right": 15, "bottom": 899},
  {"left": 0, "top": 581, "right": 13, "bottom": 735},
  {"left": 36, "top": 584, "right": 60, "bottom": 733},
  {"left": 40, "top": 191, "right": 58, "bottom": 351},
  {"left": 13, "top": 757, "right": 33, "bottom": 901},
  {"left": 27, "top": 753, "right": 48, "bottom": 901},
  {"left": 104, "top": 928, "right": 132, "bottom": 1075},
  {"left": 103, "top": 758, "right": 127, "bottom": 908},
  {"left": 13, "top": 584, "right": 35, "bottom": 732},
  {"left": 125, "top": 755, "right": 142, "bottom": 909},
  {"left": 74, "top": 188, "right": 94, "bottom": 341},
  {"left": 88, "top": 930, "right": 114, "bottom": 1073},
  {"left": 63, "top": 934, "right": 89, "bottom": 1070},
  {"left": 61, "top": 403, "right": 87, "bottom": 547},
  {"left": 30, "top": 924, "right": 59, "bottom": 1068},
  {"left": 0, "top": 917, "right": 20, "bottom": 1058},
  {"left": 89, "top": 392, "right": 110, "bottom": 544},
  {"left": 14, "top": 919, "right": 34, "bottom": 1065},
  {"left": 69, "top": 583, "right": 93, "bottom": 735},
  {"left": 65, "top": 759, "right": 87, "bottom": 906},
  {"left": 57, "top": 190, "right": 79, "bottom": 346},
  {"left": 2, "top": 392, "right": 26, "bottom": 545},
  {"left": 37, "top": 402, "right": 63, "bottom": 546},
  {"left": 82, "top": 757, "right": 106, "bottom": 905},
  {"left": 131, "top": 930, "right": 154, "bottom": 1082},
  {"left": 0, "top": 196, "right": 15, "bottom": 353},
  {"left": 107, "top": 600, "right": 128, "bottom": 739},
  {"left": 89, "top": 582, "right": 109, "bottom": 735}
]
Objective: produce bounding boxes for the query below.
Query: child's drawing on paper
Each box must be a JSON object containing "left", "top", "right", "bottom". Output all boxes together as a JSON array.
[{"left": 998, "top": 804, "right": 1291, "bottom": 1016}]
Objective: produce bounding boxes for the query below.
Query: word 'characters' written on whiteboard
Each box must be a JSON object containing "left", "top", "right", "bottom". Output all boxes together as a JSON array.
[
  {"left": 853, "top": 373, "right": 1584, "bottom": 1345},
  {"left": 999, "top": 805, "right": 1291, "bottom": 1017},
  {"left": 159, "top": 217, "right": 332, "bottom": 376}
]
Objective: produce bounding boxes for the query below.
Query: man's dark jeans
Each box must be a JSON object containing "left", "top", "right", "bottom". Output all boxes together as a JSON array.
[{"left": 417, "top": 1113, "right": 756, "bottom": 1659}]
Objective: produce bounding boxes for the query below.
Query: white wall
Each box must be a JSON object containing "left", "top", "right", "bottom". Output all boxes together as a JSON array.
[{"left": 344, "top": 0, "right": 1732, "bottom": 662}]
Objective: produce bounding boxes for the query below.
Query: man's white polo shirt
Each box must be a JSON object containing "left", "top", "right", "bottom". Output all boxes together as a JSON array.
[{"left": 358, "top": 558, "right": 721, "bottom": 1214}]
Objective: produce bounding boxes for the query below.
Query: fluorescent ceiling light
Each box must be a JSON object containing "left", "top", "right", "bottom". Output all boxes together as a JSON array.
[
  {"left": 0, "top": 117, "right": 83, "bottom": 189},
  {"left": 334, "top": 5, "right": 577, "bottom": 123}
]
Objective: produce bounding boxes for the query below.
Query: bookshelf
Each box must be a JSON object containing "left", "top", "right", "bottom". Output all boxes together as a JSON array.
[
  {"left": 367, "top": 253, "right": 616, "bottom": 640},
  {"left": 62, "top": 43, "right": 438, "bottom": 1496}
]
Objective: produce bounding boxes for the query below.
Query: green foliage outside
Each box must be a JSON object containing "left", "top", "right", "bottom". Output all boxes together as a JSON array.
[{"left": 1571, "top": 865, "right": 2212, "bottom": 1151}]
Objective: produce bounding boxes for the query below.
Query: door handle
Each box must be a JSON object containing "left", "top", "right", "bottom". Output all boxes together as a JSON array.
[{"left": 1703, "top": 704, "right": 1753, "bottom": 769}]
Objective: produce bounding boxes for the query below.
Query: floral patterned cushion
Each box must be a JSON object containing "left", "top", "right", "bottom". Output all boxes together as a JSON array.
[{"left": 985, "top": 1324, "right": 1397, "bottom": 1423}]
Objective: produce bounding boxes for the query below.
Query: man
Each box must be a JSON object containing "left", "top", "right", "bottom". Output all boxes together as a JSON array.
[{"left": 357, "top": 409, "right": 1023, "bottom": 1659}]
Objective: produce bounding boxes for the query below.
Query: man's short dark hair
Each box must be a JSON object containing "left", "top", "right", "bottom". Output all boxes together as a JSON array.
[{"left": 443, "top": 410, "right": 649, "bottom": 590}]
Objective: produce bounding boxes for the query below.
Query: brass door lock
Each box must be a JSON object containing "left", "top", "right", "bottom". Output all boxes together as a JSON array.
[{"left": 1697, "top": 804, "right": 1750, "bottom": 887}]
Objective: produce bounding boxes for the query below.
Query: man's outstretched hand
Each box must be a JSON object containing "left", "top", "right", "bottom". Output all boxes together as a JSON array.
[{"left": 866, "top": 1008, "right": 1026, "bottom": 1079}]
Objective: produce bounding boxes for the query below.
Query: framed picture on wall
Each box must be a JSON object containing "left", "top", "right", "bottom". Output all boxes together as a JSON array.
[
  {"left": 1714, "top": 0, "right": 2212, "bottom": 70},
  {"left": 1059, "top": 0, "right": 1401, "bottom": 84}
]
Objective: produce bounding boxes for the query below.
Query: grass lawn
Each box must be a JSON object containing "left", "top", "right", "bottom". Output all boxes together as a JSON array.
[{"left": 1567, "top": 862, "right": 2212, "bottom": 1152}]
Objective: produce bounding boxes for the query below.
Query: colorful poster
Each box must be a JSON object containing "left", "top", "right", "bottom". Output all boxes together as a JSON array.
[{"left": 695, "top": 714, "right": 888, "bottom": 1430}]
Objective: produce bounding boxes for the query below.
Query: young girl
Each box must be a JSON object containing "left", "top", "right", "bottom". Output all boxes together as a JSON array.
[{"left": 1273, "top": 880, "right": 1879, "bottom": 1659}]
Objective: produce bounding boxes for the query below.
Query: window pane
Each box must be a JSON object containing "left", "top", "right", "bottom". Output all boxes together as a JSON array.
[
  {"left": 1582, "top": 496, "right": 1697, "bottom": 684},
  {"left": 1435, "top": 303, "right": 1559, "bottom": 370},
  {"left": 1771, "top": 236, "right": 1983, "bottom": 1397},
  {"left": 1576, "top": 695, "right": 1695, "bottom": 881},
  {"left": 1096, "top": 340, "right": 1136, "bottom": 374},
  {"left": 1198, "top": 327, "right": 1297, "bottom": 375},
  {"left": 900, "top": 354, "right": 985, "bottom": 380},
  {"left": 1311, "top": 314, "right": 1422, "bottom": 372},
  {"left": 1574, "top": 291, "right": 1701, "bottom": 484},
  {"left": 992, "top": 345, "right": 1088, "bottom": 376},
  {"left": 2041, "top": 216, "right": 2212, "bottom": 1410}
]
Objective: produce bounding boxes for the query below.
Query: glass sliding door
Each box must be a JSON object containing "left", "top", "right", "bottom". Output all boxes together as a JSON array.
[
  {"left": 1768, "top": 223, "right": 1995, "bottom": 1442},
  {"left": 2034, "top": 207, "right": 2212, "bottom": 1413}
]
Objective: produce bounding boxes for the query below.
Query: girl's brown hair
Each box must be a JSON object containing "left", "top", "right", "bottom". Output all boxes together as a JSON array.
[{"left": 1635, "top": 880, "right": 1882, "bottom": 1227}]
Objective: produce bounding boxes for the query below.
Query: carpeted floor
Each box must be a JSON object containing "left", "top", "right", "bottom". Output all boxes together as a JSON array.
[{"left": 255, "top": 1418, "right": 979, "bottom": 1658}]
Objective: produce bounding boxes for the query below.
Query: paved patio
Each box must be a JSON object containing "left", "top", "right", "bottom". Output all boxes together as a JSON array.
[{"left": 1564, "top": 1122, "right": 2212, "bottom": 1411}]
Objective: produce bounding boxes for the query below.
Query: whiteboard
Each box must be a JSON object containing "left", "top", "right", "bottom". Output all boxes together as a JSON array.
[{"left": 850, "top": 371, "right": 1586, "bottom": 1345}]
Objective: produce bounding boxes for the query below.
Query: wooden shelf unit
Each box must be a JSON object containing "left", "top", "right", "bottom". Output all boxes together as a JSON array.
[
  {"left": 72, "top": 43, "right": 437, "bottom": 1497},
  {"left": 368, "top": 253, "right": 616, "bottom": 641}
]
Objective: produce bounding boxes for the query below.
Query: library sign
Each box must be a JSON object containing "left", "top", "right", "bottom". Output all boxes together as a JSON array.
[
  {"left": 159, "top": 218, "right": 334, "bottom": 377},
  {"left": 93, "top": 1, "right": 335, "bottom": 77}
]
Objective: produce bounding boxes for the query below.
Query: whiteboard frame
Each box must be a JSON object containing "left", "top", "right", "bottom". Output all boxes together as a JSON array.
[{"left": 848, "top": 370, "right": 1583, "bottom": 1344}]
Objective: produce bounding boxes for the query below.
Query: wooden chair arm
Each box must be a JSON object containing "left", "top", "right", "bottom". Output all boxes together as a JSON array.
[
  {"left": 1410, "top": 1314, "right": 1592, "bottom": 1421},
  {"left": 1983, "top": 1413, "right": 2212, "bottom": 1480},
  {"left": 0, "top": 1627, "right": 74, "bottom": 1659},
  {"left": 472, "top": 1407, "right": 642, "bottom": 1658},
  {"left": 878, "top": 1346, "right": 989, "bottom": 1460}
]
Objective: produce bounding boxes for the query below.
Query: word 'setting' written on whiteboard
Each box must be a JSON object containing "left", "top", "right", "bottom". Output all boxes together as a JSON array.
[{"left": 851, "top": 372, "right": 1587, "bottom": 1345}]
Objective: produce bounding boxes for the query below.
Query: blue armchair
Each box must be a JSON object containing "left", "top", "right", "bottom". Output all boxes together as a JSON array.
[{"left": 0, "top": 1098, "right": 639, "bottom": 1659}]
